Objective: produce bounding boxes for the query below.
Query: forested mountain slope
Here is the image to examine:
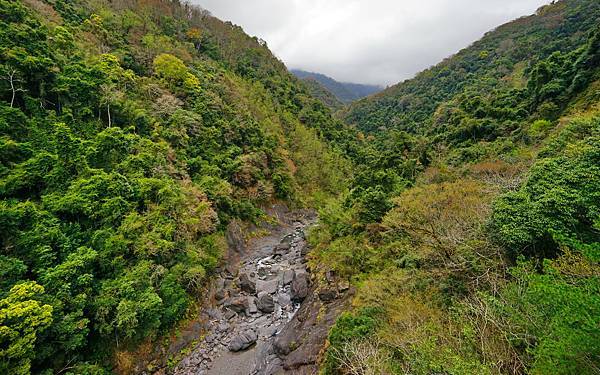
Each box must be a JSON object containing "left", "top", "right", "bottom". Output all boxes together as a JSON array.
[
  {"left": 0, "top": 0, "right": 351, "bottom": 373},
  {"left": 291, "top": 69, "right": 382, "bottom": 104},
  {"left": 345, "top": 0, "right": 600, "bottom": 134},
  {"left": 297, "top": 77, "right": 344, "bottom": 111},
  {"left": 311, "top": 0, "right": 600, "bottom": 374}
]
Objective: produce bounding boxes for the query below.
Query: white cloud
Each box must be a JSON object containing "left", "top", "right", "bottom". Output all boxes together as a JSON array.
[{"left": 192, "top": 0, "right": 552, "bottom": 86}]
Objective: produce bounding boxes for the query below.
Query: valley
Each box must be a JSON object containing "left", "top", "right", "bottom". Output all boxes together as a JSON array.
[
  {"left": 0, "top": 0, "right": 598, "bottom": 374},
  {"left": 174, "top": 207, "right": 316, "bottom": 375}
]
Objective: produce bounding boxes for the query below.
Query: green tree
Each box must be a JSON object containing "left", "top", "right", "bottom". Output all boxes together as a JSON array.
[
  {"left": 152, "top": 53, "right": 199, "bottom": 92},
  {"left": 0, "top": 282, "right": 53, "bottom": 375}
]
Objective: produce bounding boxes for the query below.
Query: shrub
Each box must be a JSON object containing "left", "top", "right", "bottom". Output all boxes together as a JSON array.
[{"left": 323, "top": 307, "right": 383, "bottom": 374}]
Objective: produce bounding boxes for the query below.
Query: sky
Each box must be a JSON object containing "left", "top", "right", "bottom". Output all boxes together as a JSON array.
[{"left": 193, "top": 0, "right": 552, "bottom": 86}]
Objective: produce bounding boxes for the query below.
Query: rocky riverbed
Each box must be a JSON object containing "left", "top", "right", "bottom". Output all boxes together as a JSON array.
[{"left": 172, "top": 208, "right": 317, "bottom": 375}]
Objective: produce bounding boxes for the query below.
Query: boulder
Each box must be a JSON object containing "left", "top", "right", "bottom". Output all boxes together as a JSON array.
[
  {"left": 237, "top": 273, "right": 256, "bottom": 294},
  {"left": 277, "top": 293, "right": 292, "bottom": 307},
  {"left": 217, "top": 323, "right": 230, "bottom": 333},
  {"left": 280, "top": 269, "right": 295, "bottom": 285},
  {"left": 224, "top": 297, "right": 248, "bottom": 314},
  {"left": 247, "top": 297, "right": 258, "bottom": 315},
  {"left": 224, "top": 309, "right": 236, "bottom": 320},
  {"left": 273, "top": 331, "right": 294, "bottom": 356},
  {"left": 291, "top": 271, "right": 309, "bottom": 301},
  {"left": 225, "top": 220, "right": 246, "bottom": 254},
  {"left": 256, "top": 292, "right": 275, "bottom": 313},
  {"left": 205, "top": 308, "right": 222, "bottom": 320},
  {"left": 257, "top": 266, "right": 270, "bottom": 278},
  {"left": 215, "top": 288, "right": 227, "bottom": 302},
  {"left": 257, "top": 278, "right": 279, "bottom": 295},
  {"left": 228, "top": 329, "right": 258, "bottom": 352},
  {"left": 223, "top": 264, "right": 237, "bottom": 279}
]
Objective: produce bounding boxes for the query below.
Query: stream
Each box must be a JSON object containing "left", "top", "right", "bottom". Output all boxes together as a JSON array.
[{"left": 172, "top": 209, "right": 316, "bottom": 375}]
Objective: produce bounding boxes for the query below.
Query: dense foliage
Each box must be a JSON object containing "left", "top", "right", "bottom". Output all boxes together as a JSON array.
[
  {"left": 298, "top": 77, "right": 344, "bottom": 111},
  {"left": 310, "top": 1, "right": 600, "bottom": 374},
  {"left": 0, "top": 0, "right": 350, "bottom": 373},
  {"left": 2, "top": 0, "right": 599, "bottom": 374}
]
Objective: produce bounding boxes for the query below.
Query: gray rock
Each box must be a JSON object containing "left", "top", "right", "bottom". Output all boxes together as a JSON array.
[
  {"left": 206, "top": 308, "right": 222, "bottom": 320},
  {"left": 257, "top": 278, "right": 279, "bottom": 295},
  {"left": 228, "top": 329, "right": 258, "bottom": 352},
  {"left": 217, "top": 323, "right": 230, "bottom": 333},
  {"left": 225, "top": 220, "right": 246, "bottom": 254},
  {"left": 280, "top": 269, "right": 295, "bottom": 285},
  {"left": 291, "top": 271, "right": 309, "bottom": 301},
  {"left": 252, "top": 315, "right": 270, "bottom": 329},
  {"left": 257, "top": 292, "right": 275, "bottom": 313},
  {"left": 260, "top": 324, "right": 279, "bottom": 338},
  {"left": 237, "top": 273, "right": 256, "bottom": 294},
  {"left": 205, "top": 333, "right": 216, "bottom": 344},
  {"left": 277, "top": 293, "right": 292, "bottom": 307},
  {"left": 257, "top": 266, "right": 269, "bottom": 278},
  {"left": 300, "top": 244, "right": 310, "bottom": 256},
  {"left": 248, "top": 297, "right": 258, "bottom": 314},
  {"left": 274, "top": 242, "right": 291, "bottom": 255},
  {"left": 224, "top": 309, "right": 236, "bottom": 320},
  {"left": 254, "top": 342, "right": 283, "bottom": 375},
  {"left": 223, "top": 264, "right": 238, "bottom": 279}
]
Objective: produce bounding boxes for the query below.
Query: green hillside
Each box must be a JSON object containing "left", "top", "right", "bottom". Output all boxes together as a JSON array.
[
  {"left": 311, "top": 0, "right": 600, "bottom": 374},
  {"left": 0, "top": 0, "right": 351, "bottom": 373},
  {"left": 345, "top": 0, "right": 600, "bottom": 135}
]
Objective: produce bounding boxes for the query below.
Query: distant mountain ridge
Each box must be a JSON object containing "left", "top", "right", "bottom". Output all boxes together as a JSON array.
[
  {"left": 301, "top": 77, "right": 345, "bottom": 110},
  {"left": 291, "top": 69, "right": 382, "bottom": 104}
]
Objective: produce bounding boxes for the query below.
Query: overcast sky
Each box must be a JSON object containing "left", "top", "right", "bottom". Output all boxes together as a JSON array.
[{"left": 193, "top": 0, "right": 552, "bottom": 86}]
